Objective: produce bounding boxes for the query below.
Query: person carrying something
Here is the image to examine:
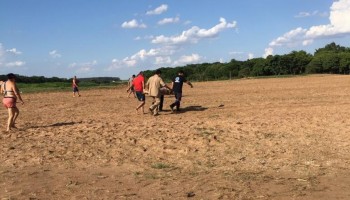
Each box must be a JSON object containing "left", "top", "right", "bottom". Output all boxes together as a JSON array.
[
  {"left": 170, "top": 70, "right": 193, "bottom": 112},
  {"left": 1, "top": 73, "right": 24, "bottom": 132},
  {"left": 146, "top": 70, "right": 171, "bottom": 116},
  {"left": 132, "top": 71, "right": 146, "bottom": 114}
]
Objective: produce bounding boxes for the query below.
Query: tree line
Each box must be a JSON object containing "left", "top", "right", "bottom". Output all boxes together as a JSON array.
[
  {"left": 0, "top": 75, "right": 121, "bottom": 84},
  {"left": 143, "top": 42, "right": 350, "bottom": 81},
  {"left": 2, "top": 42, "right": 349, "bottom": 84}
]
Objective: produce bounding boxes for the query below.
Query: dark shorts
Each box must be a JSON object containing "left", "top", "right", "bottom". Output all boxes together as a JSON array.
[
  {"left": 73, "top": 87, "right": 79, "bottom": 92},
  {"left": 136, "top": 91, "right": 145, "bottom": 101}
]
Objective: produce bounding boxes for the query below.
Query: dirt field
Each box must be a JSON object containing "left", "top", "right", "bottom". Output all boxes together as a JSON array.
[{"left": 1, "top": 75, "right": 350, "bottom": 200}]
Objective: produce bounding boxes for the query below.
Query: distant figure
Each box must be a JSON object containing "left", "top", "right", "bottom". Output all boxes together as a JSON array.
[
  {"left": 1, "top": 73, "right": 24, "bottom": 132},
  {"left": 0, "top": 81, "right": 4, "bottom": 94},
  {"left": 131, "top": 72, "right": 146, "bottom": 114},
  {"left": 170, "top": 70, "right": 193, "bottom": 112},
  {"left": 72, "top": 76, "right": 81, "bottom": 97},
  {"left": 127, "top": 75, "right": 136, "bottom": 98},
  {"left": 146, "top": 70, "right": 171, "bottom": 116}
]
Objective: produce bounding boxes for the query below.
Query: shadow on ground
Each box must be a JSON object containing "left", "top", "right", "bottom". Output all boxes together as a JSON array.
[{"left": 28, "top": 121, "right": 82, "bottom": 129}]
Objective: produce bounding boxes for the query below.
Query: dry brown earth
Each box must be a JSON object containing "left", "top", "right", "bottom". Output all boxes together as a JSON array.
[{"left": 1, "top": 75, "right": 350, "bottom": 199}]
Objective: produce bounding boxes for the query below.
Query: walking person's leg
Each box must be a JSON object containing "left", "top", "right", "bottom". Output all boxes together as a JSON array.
[
  {"left": 159, "top": 95, "right": 164, "bottom": 111},
  {"left": 11, "top": 107, "right": 19, "bottom": 128},
  {"left": 150, "top": 96, "right": 161, "bottom": 116},
  {"left": 6, "top": 108, "right": 15, "bottom": 132},
  {"left": 175, "top": 92, "right": 182, "bottom": 111}
]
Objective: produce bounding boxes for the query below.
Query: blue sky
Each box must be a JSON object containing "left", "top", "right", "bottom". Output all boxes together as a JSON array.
[{"left": 1, "top": 0, "right": 350, "bottom": 79}]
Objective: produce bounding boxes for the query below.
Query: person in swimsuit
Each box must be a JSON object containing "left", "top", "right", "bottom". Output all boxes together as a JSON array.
[
  {"left": 72, "top": 76, "right": 81, "bottom": 97},
  {"left": 1, "top": 73, "right": 24, "bottom": 132}
]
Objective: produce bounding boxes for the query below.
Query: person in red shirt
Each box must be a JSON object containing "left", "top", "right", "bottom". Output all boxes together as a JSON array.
[{"left": 130, "top": 71, "right": 146, "bottom": 114}]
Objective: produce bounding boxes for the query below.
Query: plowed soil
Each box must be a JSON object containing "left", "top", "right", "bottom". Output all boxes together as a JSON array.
[{"left": 1, "top": 75, "right": 350, "bottom": 199}]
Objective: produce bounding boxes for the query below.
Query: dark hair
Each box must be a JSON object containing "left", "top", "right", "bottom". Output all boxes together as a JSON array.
[
  {"left": 7, "top": 73, "right": 16, "bottom": 79},
  {"left": 132, "top": 74, "right": 136, "bottom": 77},
  {"left": 155, "top": 69, "right": 161, "bottom": 75},
  {"left": 178, "top": 70, "right": 184, "bottom": 74}
]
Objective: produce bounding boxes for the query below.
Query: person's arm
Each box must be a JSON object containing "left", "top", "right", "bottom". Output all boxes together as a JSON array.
[
  {"left": 160, "top": 79, "right": 171, "bottom": 90},
  {"left": 186, "top": 81, "right": 193, "bottom": 88},
  {"left": 127, "top": 83, "right": 134, "bottom": 92},
  {"left": 145, "top": 79, "right": 150, "bottom": 90},
  {"left": 13, "top": 84, "right": 24, "bottom": 104}
]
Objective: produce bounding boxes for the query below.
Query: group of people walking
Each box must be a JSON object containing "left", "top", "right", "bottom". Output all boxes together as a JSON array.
[
  {"left": 127, "top": 69, "right": 193, "bottom": 116},
  {"left": 0, "top": 69, "right": 192, "bottom": 132}
]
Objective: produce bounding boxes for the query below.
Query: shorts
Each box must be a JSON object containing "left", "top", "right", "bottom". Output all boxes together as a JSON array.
[
  {"left": 73, "top": 87, "right": 79, "bottom": 92},
  {"left": 136, "top": 91, "right": 145, "bottom": 101},
  {"left": 3, "top": 97, "right": 16, "bottom": 108}
]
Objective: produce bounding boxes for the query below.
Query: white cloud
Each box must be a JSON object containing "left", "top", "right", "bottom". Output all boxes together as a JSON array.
[
  {"left": 5, "top": 61, "right": 26, "bottom": 67},
  {"left": 0, "top": 43, "right": 26, "bottom": 68},
  {"left": 49, "top": 50, "right": 62, "bottom": 58},
  {"left": 266, "top": 0, "right": 350, "bottom": 57},
  {"left": 109, "top": 17, "right": 238, "bottom": 71},
  {"left": 152, "top": 17, "right": 237, "bottom": 45},
  {"left": 6, "top": 48, "right": 22, "bottom": 55},
  {"left": 229, "top": 51, "right": 244, "bottom": 55},
  {"left": 229, "top": 51, "right": 255, "bottom": 60},
  {"left": 69, "top": 60, "right": 97, "bottom": 73},
  {"left": 155, "top": 56, "right": 172, "bottom": 65},
  {"left": 295, "top": 10, "right": 328, "bottom": 18},
  {"left": 146, "top": 4, "right": 168, "bottom": 15},
  {"left": 158, "top": 16, "right": 180, "bottom": 25},
  {"left": 248, "top": 53, "right": 254, "bottom": 59},
  {"left": 263, "top": 47, "right": 274, "bottom": 58},
  {"left": 134, "top": 36, "right": 141, "bottom": 40},
  {"left": 107, "top": 58, "right": 137, "bottom": 71},
  {"left": 184, "top": 20, "right": 192, "bottom": 25},
  {"left": 269, "top": 27, "right": 307, "bottom": 47},
  {"left": 107, "top": 46, "right": 179, "bottom": 71},
  {"left": 121, "top": 19, "right": 147, "bottom": 29},
  {"left": 174, "top": 54, "right": 202, "bottom": 65}
]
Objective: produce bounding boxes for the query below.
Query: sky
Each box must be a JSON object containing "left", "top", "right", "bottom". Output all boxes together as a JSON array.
[{"left": 1, "top": 0, "right": 350, "bottom": 79}]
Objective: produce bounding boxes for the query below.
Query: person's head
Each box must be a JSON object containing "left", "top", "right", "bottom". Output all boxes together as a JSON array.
[
  {"left": 178, "top": 70, "right": 184, "bottom": 76},
  {"left": 155, "top": 69, "right": 161, "bottom": 76},
  {"left": 74, "top": 76, "right": 77, "bottom": 79},
  {"left": 7, "top": 73, "right": 17, "bottom": 82},
  {"left": 138, "top": 71, "right": 144, "bottom": 76},
  {"left": 132, "top": 75, "right": 136, "bottom": 78}
]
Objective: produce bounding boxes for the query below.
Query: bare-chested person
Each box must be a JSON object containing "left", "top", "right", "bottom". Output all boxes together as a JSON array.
[
  {"left": 1, "top": 73, "right": 24, "bottom": 132},
  {"left": 72, "top": 76, "right": 81, "bottom": 97},
  {"left": 126, "top": 75, "right": 136, "bottom": 98}
]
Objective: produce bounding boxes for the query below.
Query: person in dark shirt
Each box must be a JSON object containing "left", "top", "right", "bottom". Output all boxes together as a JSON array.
[{"left": 170, "top": 70, "right": 193, "bottom": 112}]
